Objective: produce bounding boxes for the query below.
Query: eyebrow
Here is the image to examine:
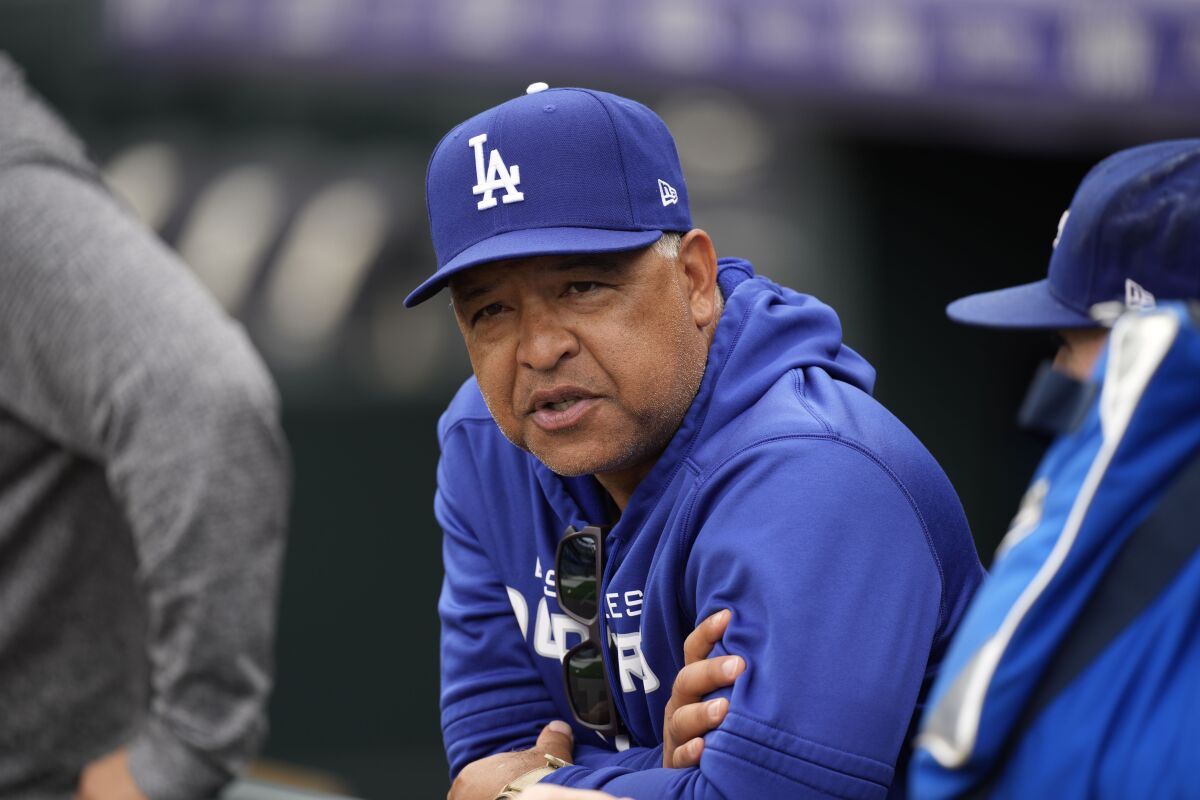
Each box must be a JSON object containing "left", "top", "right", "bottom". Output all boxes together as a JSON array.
[
  {"left": 545, "top": 253, "right": 637, "bottom": 274},
  {"left": 453, "top": 251, "right": 640, "bottom": 305},
  {"left": 536, "top": 252, "right": 644, "bottom": 289},
  {"left": 454, "top": 283, "right": 494, "bottom": 306}
]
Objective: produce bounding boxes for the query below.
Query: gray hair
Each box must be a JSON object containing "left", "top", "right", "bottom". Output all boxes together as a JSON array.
[
  {"left": 652, "top": 231, "right": 723, "bottom": 319},
  {"left": 652, "top": 232, "right": 683, "bottom": 261}
]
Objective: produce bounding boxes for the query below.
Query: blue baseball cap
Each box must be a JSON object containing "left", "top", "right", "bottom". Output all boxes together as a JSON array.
[
  {"left": 405, "top": 85, "right": 692, "bottom": 307},
  {"left": 947, "top": 139, "right": 1200, "bottom": 329}
]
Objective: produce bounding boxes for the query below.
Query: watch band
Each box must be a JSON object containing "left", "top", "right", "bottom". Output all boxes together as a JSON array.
[{"left": 493, "top": 755, "right": 570, "bottom": 799}]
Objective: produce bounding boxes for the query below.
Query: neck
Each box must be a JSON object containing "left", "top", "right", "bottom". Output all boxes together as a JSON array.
[{"left": 594, "top": 459, "right": 658, "bottom": 513}]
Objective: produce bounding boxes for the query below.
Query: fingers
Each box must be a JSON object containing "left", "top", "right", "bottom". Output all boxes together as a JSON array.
[
  {"left": 666, "top": 697, "right": 728, "bottom": 758},
  {"left": 670, "top": 654, "right": 744, "bottom": 709},
  {"left": 671, "top": 736, "right": 705, "bottom": 770},
  {"left": 662, "top": 610, "right": 742, "bottom": 770},
  {"left": 683, "top": 609, "right": 731, "bottom": 665},
  {"left": 75, "top": 749, "right": 148, "bottom": 800},
  {"left": 535, "top": 720, "right": 576, "bottom": 764}
]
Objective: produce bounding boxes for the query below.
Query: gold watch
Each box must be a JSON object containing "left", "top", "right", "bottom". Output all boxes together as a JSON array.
[{"left": 493, "top": 754, "right": 570, "bottom": 799}]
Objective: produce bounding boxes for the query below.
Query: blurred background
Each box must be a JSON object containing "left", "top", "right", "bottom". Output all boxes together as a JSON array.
[{"left": 4, "top": 0, "right": 1200, "bottom": 795}]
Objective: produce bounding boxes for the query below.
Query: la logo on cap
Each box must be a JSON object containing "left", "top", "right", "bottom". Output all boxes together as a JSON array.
[{"left": 469, "top": 133, "right": 524, "bottom": 210}]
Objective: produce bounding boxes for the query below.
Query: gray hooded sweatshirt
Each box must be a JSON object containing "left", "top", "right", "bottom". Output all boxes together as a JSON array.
[{"left": 0, "top": 54, "right": 288, "bottom": 799}]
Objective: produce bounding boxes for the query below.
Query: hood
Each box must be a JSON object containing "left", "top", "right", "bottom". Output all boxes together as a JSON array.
[{"left": 697, "top": 258, "right": 874, "bottom": 436}]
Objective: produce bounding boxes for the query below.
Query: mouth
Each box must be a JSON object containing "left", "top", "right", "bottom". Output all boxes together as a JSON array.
[
  {"left": 541, "top": 398, "right": 583, "bottom": 412},
  {"left": 527, "top": 386, "right": 600, "bottom": 415},
  {"left": 526, "top": 387, "right": 602, "bottom": 431}
]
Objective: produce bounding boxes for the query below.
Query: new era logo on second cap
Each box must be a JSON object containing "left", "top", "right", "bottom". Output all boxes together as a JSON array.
[
  {"left": 658, "top": 179, "right": 678, "bottom": 207},
  {"left": 469, "top": 133, "right": 524, "bottom": 210},
  {"left": 1125, "top": 279, "right": 1155, "bottom": 310}
]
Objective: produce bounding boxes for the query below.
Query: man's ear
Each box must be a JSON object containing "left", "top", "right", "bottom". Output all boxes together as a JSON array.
[{"left": 677, "top": 229, "right": 719, "bottom": 329}]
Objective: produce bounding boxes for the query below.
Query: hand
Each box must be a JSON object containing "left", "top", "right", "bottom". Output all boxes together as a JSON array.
[
  {"left": 521, "top": 787, "right": 631, "bottom": 800},
  {"left": 76, "top": 749, "right": 148, "bottom": 800},
  {"left": 448, "top": 721, "right": 575, "bottom": 800},
  {"left": 662, "top": 609, "right": 745, "bottom": 769}
]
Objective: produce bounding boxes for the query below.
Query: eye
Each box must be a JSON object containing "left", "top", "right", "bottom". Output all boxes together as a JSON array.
[
  {"left": 471, "top": 302, "right": 506, "bottom": 324},
  {"left": 565, "top": 281, "right": 601, "bottom": 295}
]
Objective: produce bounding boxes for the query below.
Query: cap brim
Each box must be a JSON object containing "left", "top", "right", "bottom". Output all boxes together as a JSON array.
[
  {"left": 946, "top": 279, "right": 1099, "bottom": 330},
  {"left": 405, "top": 227, "right": 666, "bottom": 307}
]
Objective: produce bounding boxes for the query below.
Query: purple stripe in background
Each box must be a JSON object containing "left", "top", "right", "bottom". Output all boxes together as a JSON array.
[{"left": 104, "top": 0, "right": 1200, "bottom": 109}]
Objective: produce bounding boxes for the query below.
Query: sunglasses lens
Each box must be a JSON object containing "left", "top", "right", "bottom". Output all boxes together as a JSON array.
[
  {"left": 565, "top": 641, "right": 612, "bottom": 728},
  {"left": 557, "top": 533, "right": 599, "bottom": 621}
]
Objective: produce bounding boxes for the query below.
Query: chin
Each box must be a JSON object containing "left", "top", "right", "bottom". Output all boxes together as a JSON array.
[
  {"left": 524, "top": 438, "right": 613, "bottom": 477},
  {"left": 531, "top": 439, "right": 653, "bottom": 480},
  {"left": 528, "top": 450, "right": 606, "bottom": 477}
]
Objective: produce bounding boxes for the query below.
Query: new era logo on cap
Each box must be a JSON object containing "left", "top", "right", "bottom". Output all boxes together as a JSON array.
[
  {"left": 658, "top": 179, "right": 678, "bottom": 207},
  {"left": 1125, "top": 279, "right": 1155, "bottom": 310}
]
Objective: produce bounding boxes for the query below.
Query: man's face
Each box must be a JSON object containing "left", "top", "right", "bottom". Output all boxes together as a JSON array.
[
  {"left": 1053, "top": 328, "right": 1109, "bottom": 381},
  {"left": 449, "top": 242, "right": 713, "bottom": 486}
]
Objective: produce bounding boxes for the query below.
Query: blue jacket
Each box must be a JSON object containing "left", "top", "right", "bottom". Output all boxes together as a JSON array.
[
  {"left": 911, "top": 303, "right": 1200, "bottom": 799},
  {"left": 437, "top": 259, "right": 983, "bottom": 798}
]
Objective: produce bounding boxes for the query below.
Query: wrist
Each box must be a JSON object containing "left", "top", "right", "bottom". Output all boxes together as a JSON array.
[{"left": 493, "top": 755, "right": 569, "bottom": 799}]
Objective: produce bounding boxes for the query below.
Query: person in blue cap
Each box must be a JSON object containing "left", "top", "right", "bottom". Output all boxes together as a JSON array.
[
  {"left": 911, "top": 140, "right": 1200, "bottom": 798},
  {"left": 408, "top": 84, "right": 984, "bottom": 800}
]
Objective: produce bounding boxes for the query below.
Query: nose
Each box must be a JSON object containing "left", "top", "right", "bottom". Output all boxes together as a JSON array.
[{"left": 516, "top": 304, "right": 578, "bottom": 371}]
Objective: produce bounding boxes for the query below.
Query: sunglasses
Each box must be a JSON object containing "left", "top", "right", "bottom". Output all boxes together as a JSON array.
[{"left": 555, "top": 524, "right": 623, "bottom": 737}]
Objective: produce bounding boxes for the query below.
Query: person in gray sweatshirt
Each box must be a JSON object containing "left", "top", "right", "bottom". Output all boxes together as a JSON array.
[{"left": 0, "top": 54, "right": 289, "bottom": 800}]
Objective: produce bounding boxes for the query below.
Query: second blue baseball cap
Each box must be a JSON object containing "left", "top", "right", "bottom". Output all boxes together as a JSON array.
[
  {"left": 405, "top": 85, "right": 692, "bottom": 307},
  {"left": 946, "top": 139, "right": 1200, "bottom": 329}
]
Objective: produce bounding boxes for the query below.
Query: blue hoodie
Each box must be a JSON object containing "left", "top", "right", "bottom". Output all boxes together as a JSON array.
[{"left": 436, "top": 259, "right": 983, "bottom": 798}]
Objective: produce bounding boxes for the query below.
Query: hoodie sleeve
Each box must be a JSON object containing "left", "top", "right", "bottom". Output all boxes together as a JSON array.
[
  {"left": 539, "top": 436, "right": 946, "bottom": 798},
  {"left": 436, "top": 428, "right": 558, "bottom": 773},
  {"left": 0, "top": 165, "right": 288, "bottom": 799},
  {"left": 437, "top": 419, "right": 665, "bottom": 778}
]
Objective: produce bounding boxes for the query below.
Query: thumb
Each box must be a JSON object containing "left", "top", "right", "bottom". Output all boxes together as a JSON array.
[{"left": 535, "top": 720, "right": 575, "bottom": 763}]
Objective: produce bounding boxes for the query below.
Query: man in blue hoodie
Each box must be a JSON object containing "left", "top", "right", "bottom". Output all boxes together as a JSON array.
[
  {"left": 911, "top": 141, "right": 1200, "bottom": 798},
  {"left": 405, "top": 84, "right": 984, "bottom": 800}
]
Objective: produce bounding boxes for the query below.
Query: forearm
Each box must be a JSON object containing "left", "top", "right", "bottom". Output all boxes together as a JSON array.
[
  {"left": 123, "top": 379, "right": 288, "bottom": 793},
  {"left": 543, "top": 711, "right": 893, "bottom": 799},
  {"left": 572, "top": 743, "right": 662, "bottom": 772},
  {"left": 127, "top": 719, "right": 235, "bottom": 800}
]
